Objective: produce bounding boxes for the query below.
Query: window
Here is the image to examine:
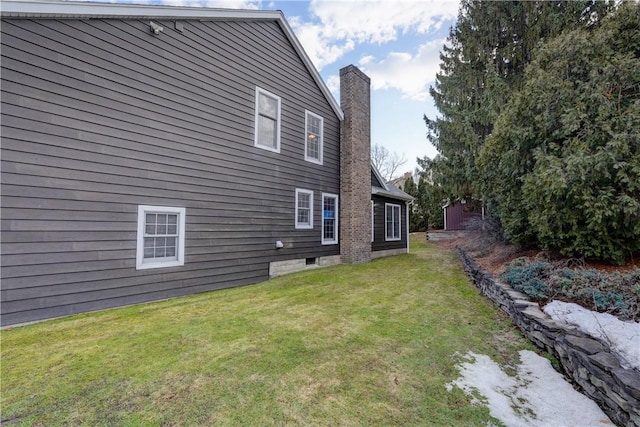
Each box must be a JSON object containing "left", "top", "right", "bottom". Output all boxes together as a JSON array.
[
  {"left": 136, "top": 205, "right": 186, "bottom": 270},
  {"left": 322, "top": 193, "right": 338, "bottom": 245},
  {"left": 254, "top": 87, "right": 281, "bottom": 152},
  {"left": 295, "top": 189, "right": 313, "bottom": 229},
  {"left": 385, "top": 203, "right": 401, "bottom": 241},
  {"left": 305, "top": 110, "right": 323, "bottom": 164}
]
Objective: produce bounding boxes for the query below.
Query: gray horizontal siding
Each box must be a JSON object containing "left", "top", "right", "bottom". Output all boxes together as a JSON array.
[
  {"left": 1, "top": 274, "right": 261, "bottom": 326},
  {"left": 371, "top": 195, "right": 409, "bottom": 252},
  {"left": 1, "top": 16, "right": 341, "bottom": 325}
]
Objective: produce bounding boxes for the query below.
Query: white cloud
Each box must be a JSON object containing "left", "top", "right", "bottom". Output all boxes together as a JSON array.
[
  {"left": 289, "top": 0, "right": 459, "bottom": 70},
  {"left": 310, "top": 0, "right": 458, "bottom": 43},
  {"left": 325, "top": 74, "right": 341, "bottom": 99},
  {"left": 289, "top": 16, "right": 356, "bottom": 71},
  {"left": 150, "top": 0, "right": 262, "bottom": 8},
  {"left": 358, "top": 39, "right": 444, "bottom": 100}
]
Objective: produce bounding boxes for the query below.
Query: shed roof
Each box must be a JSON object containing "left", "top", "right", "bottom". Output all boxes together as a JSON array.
[{"left": 0, "top": 0, "right": 343, "bottom": 121}]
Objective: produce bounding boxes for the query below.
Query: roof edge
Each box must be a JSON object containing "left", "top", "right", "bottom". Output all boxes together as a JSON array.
[
  {"left": 372, "top": 187, "right": 414, "bottom": 202},
  {"left": 0, "top": 1, "right": 278, "bottom": 19},
  {"left": 277, "top": 17, "right": 343, "bottom": 121},
  {"left": 370, "top": 163, "right": 390, "bottom": 191}
]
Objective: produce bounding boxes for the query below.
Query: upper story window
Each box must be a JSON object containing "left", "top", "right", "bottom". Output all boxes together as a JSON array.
[
  {"left": 305, "top": 110, "right": 323, "bottom": 164},
  {"left": 385, "top": 203, "right": 401, "bottom": 241},
  {"left": 136, "top": 205, "right": 186, "bottom": 270},
  {"left": 295, "top": 189, "right": 313, "bottom": 229},
  {"left": 254, "top": 87, "right": 281, "bottom": 153},
  {"left": 322, "top": 193, "right": 338, "bottom": 245}
]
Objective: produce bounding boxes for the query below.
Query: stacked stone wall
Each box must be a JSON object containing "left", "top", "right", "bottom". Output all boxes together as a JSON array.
[{"left": 457, "top": 247, "right": 640, "bottom": 427}]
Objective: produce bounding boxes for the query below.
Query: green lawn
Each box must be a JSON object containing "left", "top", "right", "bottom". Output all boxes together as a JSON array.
[{"left": 1, "top": 237, "right": 535, "bottom": 426}]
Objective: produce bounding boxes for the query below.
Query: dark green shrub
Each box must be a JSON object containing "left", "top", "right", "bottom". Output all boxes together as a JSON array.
[
  {"left": 481, "top": 3, "right": 640, "bottom": 264},
  {"left": 501, "top": 258, "right": 640, "bottom": 320},
  {"left": 500, "top": 261, "right": 552, "bottom": 300}
]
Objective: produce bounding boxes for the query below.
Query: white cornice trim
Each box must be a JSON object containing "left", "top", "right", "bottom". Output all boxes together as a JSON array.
[
  {"left": 371, "top": 163, "right": 390, "bottom": 191},
  {"left": 277, "top": 15, "right": 343, "bottom": 120},
  {"left": 0, "top": 1, "right": 278, "bottom": 19}
]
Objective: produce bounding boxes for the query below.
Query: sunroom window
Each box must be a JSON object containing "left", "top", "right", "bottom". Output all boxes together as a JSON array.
[{"left": 385, "top": 203, "right": 401, "bottom": 241}]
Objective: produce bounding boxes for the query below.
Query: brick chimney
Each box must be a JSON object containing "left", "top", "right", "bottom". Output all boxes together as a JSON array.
[{"left": 339, "top": 65, "right": 371, "bottom": 264}]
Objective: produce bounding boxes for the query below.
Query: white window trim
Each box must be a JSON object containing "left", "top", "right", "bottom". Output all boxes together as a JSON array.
[
  {"left": 254, "top": 86, "right": 281, "bottom": 153},
  {"left": 371, "top": 200, "right": 375, "bottom": 242},
  {"left": 295, "top": 189, "right": 314, "bottom": 229},
  {"left": 321, "top": 193, "right": 338, "bottom": 245},
  {"left": 385, "top": 203, "right": 401, "bottom": 241},
  {"left": 136, "top": 205, "right": 186, "bottom": 270},
  {"left": 304, "top": 110, "right": 323, "bottom": 165}
]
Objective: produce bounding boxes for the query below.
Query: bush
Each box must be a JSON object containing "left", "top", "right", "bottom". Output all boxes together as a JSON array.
[
  {"left": 500, "top": 259, "right": 640, "bottom": 321},
  {"left": 481, "top": 3, "right": 640, "bottom": 264},
  {"left": 501, "top": 261, "right": 552, "bottom": 299}
]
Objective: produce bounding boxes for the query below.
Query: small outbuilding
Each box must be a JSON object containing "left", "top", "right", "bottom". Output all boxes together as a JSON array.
[{"left": 443, "top": 200, "right": 484, "bottom": 231}]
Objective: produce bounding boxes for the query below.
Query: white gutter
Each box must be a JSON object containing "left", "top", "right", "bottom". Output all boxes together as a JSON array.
[
  {"left": 405, "top": 201, "right": 410, "bottom": 253},
  {"left": 0, "top": 0, "right": 273, "bottom": 18},
  {"left": 443, "top": 205, "right": 447, "bottom": 231}
]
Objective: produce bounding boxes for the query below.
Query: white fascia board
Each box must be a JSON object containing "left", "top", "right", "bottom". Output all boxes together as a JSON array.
[
  {"left": 0, "top": 1, "right": 278, "bottom": 19},
  {"left": 1, "top": 0, "right": 344, "bottom": 122},
  {"left": 370, "top": 164, "right": 390, "bottom": 191},
  {"left": 371, "top": 187, "right": 414, "bottom": 202},
  {"left": 276, "top": 17, "right": 344, "bottom": 121}
]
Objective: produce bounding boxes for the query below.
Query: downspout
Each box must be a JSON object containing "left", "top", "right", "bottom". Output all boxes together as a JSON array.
[
  {"left": 406, "top": 201, "right": 410, "bottom": 254},
  {"left": 443, "top": 206, "right": 447, "bottom": 231}
]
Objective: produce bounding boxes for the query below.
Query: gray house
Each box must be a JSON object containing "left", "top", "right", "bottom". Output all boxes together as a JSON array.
[{"left": 0, "top": 1, "right": 412, "bottom": 326}]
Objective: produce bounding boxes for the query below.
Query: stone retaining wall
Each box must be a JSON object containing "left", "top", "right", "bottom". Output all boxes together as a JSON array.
[{"left": 457, "top": 247, "right": 640, "bottom": 427}]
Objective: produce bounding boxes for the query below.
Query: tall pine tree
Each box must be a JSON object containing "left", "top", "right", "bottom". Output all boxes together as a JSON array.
[
  {"left": 480, "top": 1, "right": 640, "bottom": 263},
  {"left": 426, "top": 0, "right": 611, "bottom": 201}
]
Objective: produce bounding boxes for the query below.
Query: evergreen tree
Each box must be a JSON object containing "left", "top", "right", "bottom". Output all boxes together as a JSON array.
[
  {"left": 402, "top": 175, "right": 417, "bottom": 196},
  {"left": 413, "top": 156, "right": 448, "bottom": 230},
  {"left": 427, "top": 0, "right": 612, "bottom": 201},
  {"left": 403, "top": 176, "right": 425, "bottom": 232},
  {"left": 480, "top": 2, "right": 640, "bottom": 263}
]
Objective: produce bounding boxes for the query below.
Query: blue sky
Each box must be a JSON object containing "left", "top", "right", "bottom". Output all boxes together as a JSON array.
[
  {"left": 117, "top": 0, "right": 461, "bottom": 173},
  {"left": 261, "top": 0, "right": 460, "bottom": 173}
]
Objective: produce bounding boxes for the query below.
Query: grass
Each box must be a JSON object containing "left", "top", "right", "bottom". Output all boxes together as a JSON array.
[{"left": 1, "top": 237, "right": 536, "bottom": 426}]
